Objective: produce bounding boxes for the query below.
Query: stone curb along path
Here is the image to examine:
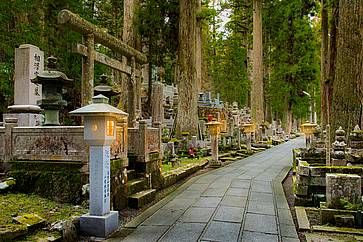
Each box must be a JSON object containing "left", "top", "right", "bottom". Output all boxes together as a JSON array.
[{"left": 107, "top": 137, "right": 304, "bottom": 242}]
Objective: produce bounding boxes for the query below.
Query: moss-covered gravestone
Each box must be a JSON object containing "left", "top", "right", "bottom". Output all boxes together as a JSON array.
[{"left": 326, "top": 173, "right": 361, "bottom": 208}]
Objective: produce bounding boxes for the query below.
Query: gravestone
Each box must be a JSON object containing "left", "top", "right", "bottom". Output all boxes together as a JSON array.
[
  {"left": 4, "top": 44, "right": 44, "bottom": 126},
  {"left": 326, "top": 173, "right": 361, "bottom": 208}
]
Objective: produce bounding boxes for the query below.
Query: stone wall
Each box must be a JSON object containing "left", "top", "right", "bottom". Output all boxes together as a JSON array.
[
  {"left": 11, "top": 126, "right": 87, "bottom": 162},
  {"left": 0, "top": 120, "right": 129, "bottom": 204},
  {"left": 295, "top": 159, "right": 363, "bottom": 206}
]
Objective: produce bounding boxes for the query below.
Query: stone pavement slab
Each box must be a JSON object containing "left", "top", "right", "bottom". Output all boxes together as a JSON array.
[
  {"left": 107, "top": 138, "right": 304, "bottom": 242},
  {"left": 201, "top": 221, "right": 241, "bottom": 242},
  {"left": 244, "top": 213, "right": 278, "bottom": 234},
  {"left": 119, "top": 225, "right": 169, "bottom": 242},
  {"left": 220, "top": 195, "right": 247, "bottom": 207},
  {"left": 159, "top": 222, "right": 206, "bottom": 242},
  {"left": 180, "top": 207, "right": 215, "bottom": 223},
  {"left": 213, "top": 206, "right": 244, "bottom": 223},
  {"left": 241, "top": 231, "right": 279, "bottom": 242},
  {"left": 193, "top": 196, "right": 222, "bottom": 208}
]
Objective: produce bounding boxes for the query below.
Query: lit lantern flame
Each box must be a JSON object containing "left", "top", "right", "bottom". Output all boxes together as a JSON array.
[{"left": 106, "top": 120, "right": 114, "bottom": 136}]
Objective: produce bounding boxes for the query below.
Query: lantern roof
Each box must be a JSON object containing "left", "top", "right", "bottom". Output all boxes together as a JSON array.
[
  {"left": 31, "top": 56, "right": 73, "bottom": 86},
  {"left": 70, "top": 94, "right": 128, "bottom": 119}
]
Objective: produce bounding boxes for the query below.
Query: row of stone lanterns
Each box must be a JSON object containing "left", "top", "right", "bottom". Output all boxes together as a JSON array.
[{"left": 206, "top": 119, "right": 256, "bottom": 167}]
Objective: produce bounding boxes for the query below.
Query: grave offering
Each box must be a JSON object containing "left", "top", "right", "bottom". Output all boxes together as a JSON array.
[{"left": 70, "top": 94, "right": 128, "bottom": 237}]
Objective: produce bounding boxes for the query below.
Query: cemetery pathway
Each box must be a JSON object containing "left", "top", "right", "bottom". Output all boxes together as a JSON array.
[{"left": 108, "top": 137, "right": 304, "bottom": 242}]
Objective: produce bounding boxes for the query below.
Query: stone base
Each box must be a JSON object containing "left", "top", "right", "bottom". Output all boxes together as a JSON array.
[
  {"left": 209, "top": 161, "right": 222, "bottom": 168},
  {"left": 80, "top": 211, "right": 119, "bottom": 238},
  {"left": 3, "top": 113, "right": 42, "bottom": 126}
]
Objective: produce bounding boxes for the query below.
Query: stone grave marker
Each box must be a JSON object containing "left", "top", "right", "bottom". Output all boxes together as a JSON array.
[
  {"left": 326, "top": 173, "right": 361, "bottom": 208},
  {"left": 4, "top": 44, "right": 44, "bottom": 126}
]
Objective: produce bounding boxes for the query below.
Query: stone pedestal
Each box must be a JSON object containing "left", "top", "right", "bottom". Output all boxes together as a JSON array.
[
  {"left": 80, "top": 211, "right": 118, "bottom": 238},
  {"left": 326, "top": 173, "right": 361, "bottom": 208},
  {"left": 3, "top": 112, "right": 41, "bottom": 126},
  {"left": 210, "top": 134, "right": 221, "bottom": 167}
]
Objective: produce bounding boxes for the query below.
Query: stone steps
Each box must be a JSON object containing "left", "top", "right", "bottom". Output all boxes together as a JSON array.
[
  {"left": 128, "top": 189, "right": 156, "bottom": 209},
  {"left": 126, "top": 178, "right": 147, "bottom": 196},
  {"left": 127, "top": 169, "right": 138, "bottom": 181}
]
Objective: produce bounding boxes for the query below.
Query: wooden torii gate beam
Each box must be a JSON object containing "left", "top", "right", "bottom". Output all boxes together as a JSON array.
[
  {"left": 58, "top": 10, "right": 147, "bottom": 64},
  {"left": 58, "top": 10, "right": 147, "bottom": 127}
]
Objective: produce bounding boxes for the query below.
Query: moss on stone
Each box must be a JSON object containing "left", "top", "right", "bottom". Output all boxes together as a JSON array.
[{"left": 0, "top": 193, "right": 86, "bottom": 227}]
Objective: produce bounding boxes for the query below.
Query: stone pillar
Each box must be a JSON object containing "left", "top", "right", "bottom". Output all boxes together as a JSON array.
[
  {"left": 210, "top": 133, "right": 220, "bottom": 167},
  {"left": 151, "top": 82, "right": 164, "bottom": 127},
  {"left": 5, "top": 44, "right": 43, "bottom": 126},
  {"left": 4, "top": 118, "right": 17, "bottom": 162},
  {"left": 139, "top": 120, "right": 148, "bottom": 162},
  {"left": 191, "top": 136, "right": 197, "bottom": 148},
  {"left": 89, "top": 146, "right": 111, "bottom": 216},
  {"left": 326, "top": 124, "right": 331, "bottom": 166},
  {"left": 246, "top": 133, "right": 252, "bottom": 153},
  {"left": 326, "top": 173, "right": 361, "bottom": 208},
  {"left": 14, "top": 44, "right": 43, "bottom": 106},
  {"left": 128, "top": 57, "right": 137, "bottom": 127}
]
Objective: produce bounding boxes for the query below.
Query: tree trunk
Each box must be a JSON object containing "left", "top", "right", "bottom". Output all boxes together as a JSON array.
[
  {"left": 320, "top": 0, "right": 329, "bottom": 127},
  {"left": 331, "top": 0, "right": 363, "bottom": 134},
  {"left": 196, "top": 0, "right": 202, "bottom": 92},
  {"left": 120, "top": 0, "right": 140, "bottom": 125},
  {"left": 326, "top": 0, "right": 339, "bottom": 128},
  {"left": 251, "top": 0, "right": 264, "bottom": 126},
  {"left": 175, "top": 0, "right": 198, "bottom": 136}
]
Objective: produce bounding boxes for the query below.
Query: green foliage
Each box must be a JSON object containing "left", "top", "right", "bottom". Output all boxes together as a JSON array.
[
  {"left": 136, "top": 0, "right": 179, "bottom": 84},
  {"left": 339, "top": 198, "right": 363, "bottom": 211},
  {"left": 264, "top": 0, "right": 320, "bottom": 120}
]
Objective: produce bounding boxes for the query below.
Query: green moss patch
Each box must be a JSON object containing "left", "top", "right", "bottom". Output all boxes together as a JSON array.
[
  {"left": 161, "top": 157, "right": 210, "bottom": 173},
  {"left": 0, "top": 193, "right": 86, "bottom": 227}
]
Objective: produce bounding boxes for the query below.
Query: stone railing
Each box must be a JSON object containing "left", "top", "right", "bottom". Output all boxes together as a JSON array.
[{"left": 0, "top": 118, "right": 128, "bottom": 164}]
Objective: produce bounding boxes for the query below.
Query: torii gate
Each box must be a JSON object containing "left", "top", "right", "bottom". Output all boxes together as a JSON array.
[{"left": 58, "top": 10, "right": 147, "bottom": 127}]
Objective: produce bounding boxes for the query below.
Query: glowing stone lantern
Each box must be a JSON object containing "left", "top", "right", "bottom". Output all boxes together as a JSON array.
[
  {"left": 70, "top": 94, "right": 128, "bottom": 237},
  {"left": 300, "top": 121, "right": 317, "bottom": 149},
  {"left": 206, "top": 120, "right": 222, "bottom": 167},
  {"left": 241, "top": 123, "right": 256, "bottom": 153}
]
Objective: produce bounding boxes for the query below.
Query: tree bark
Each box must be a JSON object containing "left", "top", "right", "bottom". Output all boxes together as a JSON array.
[
  {"left": 326, "top": 0, "right": 339, "bottom": 127},
  {"left": 196, "top": 0, "right": 202, "bottom": 92},
  {"left": 175, "top": 0, "right": 199, "bottom": 136},
  {"left": 251, "top": 0, "right": 264, "bottom": 127},
  {"left": 320, "top": 0, "right": 329, "bottom": 127},
  {"left": 331, "top": 0, "right": 363, "bottom": 133},
  {"left": 121, "top": 0, "right": 140, "bottom": 125}
]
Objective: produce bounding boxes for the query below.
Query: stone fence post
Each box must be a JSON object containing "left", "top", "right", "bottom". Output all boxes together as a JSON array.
[
  {"left": 4, "top": 118, "right": 18, "bottom": 162},
  {"left": 139, "top": 120, "right": 148, "bottom": 161}
]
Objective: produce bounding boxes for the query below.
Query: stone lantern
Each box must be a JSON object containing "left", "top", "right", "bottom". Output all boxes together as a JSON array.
[
  {"left": 31, "top": 56, "right": 72, "bottom": 125},
  {"left": 206, "top": 120, "right": 222, "bottom": 167},
  {"left": 70, "top": 94, "right": 128, "bottom": 237},
  {"left": 94, "top": 74, "right": 119, "bottom": 100},
  {"left": 300, "top": 121, "right": 317, "bottom": 149},
  {"left": 241, "top": 123, "right": 256, "bottom": 153}
]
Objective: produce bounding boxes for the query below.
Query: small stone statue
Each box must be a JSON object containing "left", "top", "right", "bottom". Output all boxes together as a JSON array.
[{"left": 331, "top": 127, "right": 347, "bottom": 166}]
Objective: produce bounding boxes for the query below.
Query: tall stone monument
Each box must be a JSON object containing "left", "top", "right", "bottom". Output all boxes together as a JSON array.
[{"left": 4, "top": 44, "right": 44, "bottom": 126}]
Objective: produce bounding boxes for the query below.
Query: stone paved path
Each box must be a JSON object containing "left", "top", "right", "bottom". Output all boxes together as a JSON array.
[{"left": 108, "top": 137, "right": 304, "bottom": 242}]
